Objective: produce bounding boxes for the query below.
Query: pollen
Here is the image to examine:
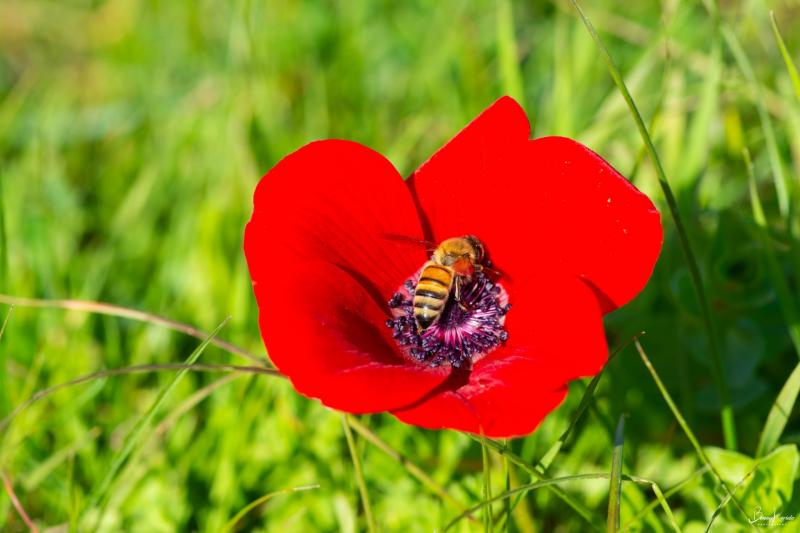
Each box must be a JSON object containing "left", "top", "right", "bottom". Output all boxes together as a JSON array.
[{"left": 385, "top": 271, "right": 510, "bottom": 368}]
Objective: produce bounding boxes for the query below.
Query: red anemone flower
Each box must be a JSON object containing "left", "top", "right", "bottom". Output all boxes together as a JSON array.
[{"left": 244, "top": 96, "right": 662, "bottom": 438}]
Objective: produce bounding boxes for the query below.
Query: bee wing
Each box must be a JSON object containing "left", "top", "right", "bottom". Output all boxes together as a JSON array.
[{"left": 381, "top": 233, "right": 437, "bottom": 252}]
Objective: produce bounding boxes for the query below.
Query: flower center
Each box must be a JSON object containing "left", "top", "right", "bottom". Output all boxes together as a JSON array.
[{"left": 385, "top": 270, "right": 511, "bottom": 368}]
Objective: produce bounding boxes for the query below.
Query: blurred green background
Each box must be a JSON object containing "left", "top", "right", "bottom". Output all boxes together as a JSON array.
[{"left": 1, "top": 0, "right": 799, "bottom": 531}]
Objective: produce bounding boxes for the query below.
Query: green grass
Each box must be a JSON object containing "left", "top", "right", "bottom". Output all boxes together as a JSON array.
[
  {"left": 1, "top": 0, "right": 800, "bottom": 531},
  {"left": 607, "top": 416, "right": 624, "bottom": 532}
]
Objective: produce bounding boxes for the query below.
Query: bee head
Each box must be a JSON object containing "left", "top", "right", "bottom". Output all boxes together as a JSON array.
[{"left": 464, "top": 235, "right": 484, "bottom": 263}]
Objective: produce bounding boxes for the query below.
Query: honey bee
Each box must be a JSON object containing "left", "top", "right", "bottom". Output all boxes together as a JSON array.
[{"left": 413, "top": 235, "right": 485, "bottom": 332}]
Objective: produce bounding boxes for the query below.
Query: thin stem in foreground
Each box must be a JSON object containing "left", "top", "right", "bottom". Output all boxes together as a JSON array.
[
  {"left": 223, "top": 484, "right": 320, "bottom": 533},
  {"left": 86, "top": 319, "right": 230, "bottom": 526},
  {"left": 634, "top": 340, "right": 753, "bottom": 529},
  {"left": 503, "top": 439, "right": 511, "bottom": 533},
  {"left": 622, "top": 465, "right": 709, "bottom": 529},
  {"left": 0, "top": 294, "right": 267, "bottom": 366},
  {"left": 607, "top": 416, "right": 625, "bottom": 532},
  {"left": 481, "top": 437, "right": 493, "bottom": 532},
  {"left": 0, "top": 363, "right": 279, "bottom": 434},
  {"left": 2, "top": 470, "right": 39, "bottom": 533},
  {"left": 569, "top": 0, "right": 737, "bottom": 450},
  {"left": 342, "top": 415, "right": 377, "bottom": 533},
  {"left": 769, "top": 11, "right": 800, "bottom": 101},
  {"left": 446, "top": 472, "right": 676, "bottom": 532},
  {"left": 471, "top": 435, "right": 601, "bottom": 530},
  {"left": 445, "top": 474, "right": 607, "bottom": 531},
  {"left": 346, "top": 417, "right": 473, "bottom": 518}
]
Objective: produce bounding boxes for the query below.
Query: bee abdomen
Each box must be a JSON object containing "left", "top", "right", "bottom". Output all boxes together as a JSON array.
[
  {"left": 415, "top": 289, "right": 445, "bottom": 300},
  {"left": 413, "top": 263, "right": 453, "bottom": 331}
]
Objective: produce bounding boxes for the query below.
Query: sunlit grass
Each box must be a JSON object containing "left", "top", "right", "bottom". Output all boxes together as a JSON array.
[{"left": 1, "top": 0, "right": 799, "bottom": 530}]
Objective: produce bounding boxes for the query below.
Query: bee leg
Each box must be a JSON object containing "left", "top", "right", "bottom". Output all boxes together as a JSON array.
[
  {"left": 454, "top": 280, "right": 470, "bottom": 311},
  {"left": 477, "top": 262, "right": 503, "bottom": 279}
]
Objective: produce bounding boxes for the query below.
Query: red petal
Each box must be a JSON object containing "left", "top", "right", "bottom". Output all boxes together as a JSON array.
[
  {"left": 244, "top": 140, "right": 450, "bottom": 412},
  {"left": 391, "top": 356, "right": 568, "bottom": 437},
  {"left": 407, "top": 96, "right": 530, "bottom": 238},
  {"left": 390, "top": 272, "right": 606, "bottom": 437},
  {"left": 410, "top": 98, "right": 662, "bottom": 313},
  {"left": 253, "top": 260, "right": 450, "bottom": 413},
  {"left": 501, "top": 271, "right": 608, "bottom": 383},
  {"left": 246, "top": 139, "right": 428, "bottom": 305}
]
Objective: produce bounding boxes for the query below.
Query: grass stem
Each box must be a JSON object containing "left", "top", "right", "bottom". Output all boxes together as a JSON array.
[
  {"left": 0, "top": 295, "right": 267, "bottom": 366},
  {"left": 2, "top": 470, "right": 38, "bottom": 533},
  {"left": 84, "top": 319, "right": 231, "bottom": 527},
  {"left": 502, "top": 438, "right": 511, "bottom": 533},
  {"left": 471, "top": 435, "right": 602, "bottom": 530},
  {"left": 607, "top": 416, "right": 625, "bottom": 532},
  {"left": 481, "top": 437, "right": 493, "bottom": 532},
  {"left": 496, "top": 0, "right": 526, "bottom": 109},
  {"left": 634, "top": 340, "right": 753, "bottom": 528},
  {"left": 0, "top": 363, "right": 278, "bottom": 434},
  {"left": 347, "top": 417, "right": 471, "bottom": 517},
  {"left": 569, "top": 0, "right": 737, "bottom": 450},
  {"left": 342, "top": 415, "right": 377, "bottom": 533},
  {"left": 223, "top": 484, "right": 320, "bottom": 533}
]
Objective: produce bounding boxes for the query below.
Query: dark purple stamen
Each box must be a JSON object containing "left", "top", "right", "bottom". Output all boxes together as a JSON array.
[{"left": 385, "top": 271, "right": 510, "bottom": 368}]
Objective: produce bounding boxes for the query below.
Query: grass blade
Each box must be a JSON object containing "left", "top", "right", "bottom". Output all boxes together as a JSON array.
[
  {"left": 471, "top": 435, "right": 601, "bottom": 530},
  {"left": 151, "top": 374, "right": 241, "bottom": 441},
  {"left": 223, "top": 484, "right": 319, "bottom": 533},
  {"left": 538, "top": 335, "right": 638, "bottom": 472},
  {"left": 744, "top": 147, "right": 800, "bottom": 456},
  {"left": 83, "top": 318, "right": 230, "bottom": 523},
  {"left": 704, "top": 463, "right": 759, "bottom": 532},
  {"left": 569, "top": 0, "right": 737, "bottom": 450},
  {"left": 624, "top": 474, "right": 681, "bottom": 533},
  {"left": 607, "top": 416, "right": 625, "bottom": 532},
  {"left": 640, "top": 479, "right": 680, "bottom": 532},
  {"left": 0, "top": 302, "right": 12, "bottom": 423},
  {"left": 342, "top": 415, "right": 377, "bottom": 533},
  {"left": 0, "top": 180, "right": 6, "bottom": 294},
  {"left": 496, "top": 0, "right": 526, "bottom": 109},
  {"left": 346, "top": 417, "right": 472, "bottom": 517},
  {"left": 721, "top": 25, "right": 790, "bottom": 218},
  {"left": 501, "top": 336, "right": 639, "bottom": 522},
  {"left": 22, "top": 427, "right": 102, "bottom": 492},
  {"left": 446, "top": 472, "right": 676, "bottom": 532},
  {"left": 445, "top": 473, "right": 608, "bottom": 531},
  {"left": 703, "top": 1, "right": 800, "bottom": 280},
  {"left": 770, "top": 11, "right": 800, "bottom": 101},
  {"left": 480, "top": 437, "right": 493, "bottom": 532},
  {"left": 682, "top": 39, "right": 722, "bottom": 187},
  {"left": 2, "top": 470, "right": 38, "bottom": 533},
  {"left": 0, "top": 305, "right": 14, "bottom": 414},
  {"left": 757, "top": 363, "right": 800, "bottom": 458},
  {"left": 0, "top": 363, "right": 278, "bottom": 434},
  {"left": 0, "top": 306, "right": 12, "bottom": 345},
  {"left": 745, "top": 150, "right": 800, "bottom": 352},
  {"left": 502, "top": 439, "right": 511, "bottom": 533},
  {"left": 623, "top": 466, "right": 710, "bottom": 529},
  {"left": 634, "top": 340, "right": 754, "bottom": 528},
  {"left": 0, "top": 295, "right": 266, "bottom": 365}
]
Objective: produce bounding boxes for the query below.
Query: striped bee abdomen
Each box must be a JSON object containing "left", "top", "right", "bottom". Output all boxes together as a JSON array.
[{"left": 413, "top": 262, "right": 453, "bottom": 331}]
